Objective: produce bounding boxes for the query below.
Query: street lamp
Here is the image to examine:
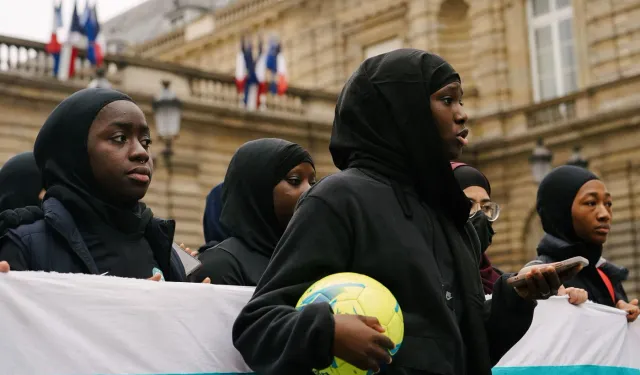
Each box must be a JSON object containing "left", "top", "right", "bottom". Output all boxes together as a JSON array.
[
  {"left": 152, "top": 80, "right": 183, "bottom": 219},
  {"left": 529, "top": 138, "right": 553, "bottom": 184},
  {"left": 566, "top": 145, "right": 589, "bottom": 169}
]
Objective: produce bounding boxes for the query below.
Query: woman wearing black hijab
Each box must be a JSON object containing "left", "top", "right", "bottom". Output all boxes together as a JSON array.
[
  {"left": 528, "top": 165, "right": 639, "bottom": 321},
  {"left": 0, "top": 152, "right": 43, "bottom": 212},
  {"left": 233, "top": 49, "right": 567, "bottom": 375},
  {"left": 192, "top": 138, "right": 316, "bottom": 286},
  {"left": 0, "top": 88, "right": 186, "bottom": 281},
  {"left": 451, "top": 162, "right": 502, "bottom": 294}
]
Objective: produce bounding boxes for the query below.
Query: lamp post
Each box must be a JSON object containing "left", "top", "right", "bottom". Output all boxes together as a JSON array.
[
  {"left": 566, "top": 145, "right": 589, "bottom": 169},
  {"left": 529, "top": 138, "right": 553, "bottom": 184},
  {"left": 152, "top": 80, "right": 182, "bottom": 219}
]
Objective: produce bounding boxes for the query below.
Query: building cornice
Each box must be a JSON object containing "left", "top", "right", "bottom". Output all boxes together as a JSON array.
[{"left": 0, "top": 73, "right": 333, "bottom": 141}]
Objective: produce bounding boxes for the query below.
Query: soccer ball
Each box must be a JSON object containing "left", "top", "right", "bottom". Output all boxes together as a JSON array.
[{"left": 296, "top": 272, "right": 404, "bottom": 375}]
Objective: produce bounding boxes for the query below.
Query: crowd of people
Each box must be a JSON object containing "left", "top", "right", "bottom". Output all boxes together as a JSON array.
[{"left": 0, "top": 48, "right": 637, "bottom": 374}]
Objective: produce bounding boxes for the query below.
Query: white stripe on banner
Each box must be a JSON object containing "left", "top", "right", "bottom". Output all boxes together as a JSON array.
[{"left": 0, "top": 272, "right": 639, "bottom": 374}]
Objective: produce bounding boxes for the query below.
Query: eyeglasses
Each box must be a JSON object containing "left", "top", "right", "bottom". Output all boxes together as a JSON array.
[{"left": 469, "top": 201, "right": 500, "bottom": 222}]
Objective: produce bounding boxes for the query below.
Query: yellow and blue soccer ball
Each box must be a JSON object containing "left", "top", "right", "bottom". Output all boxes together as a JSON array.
[{"left": 296, "top": 272, "right": 404, "bottom": 375}]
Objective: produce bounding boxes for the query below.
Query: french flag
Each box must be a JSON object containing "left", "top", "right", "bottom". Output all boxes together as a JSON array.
[
  {"left": 254, "top": 39, "right": 268, "bottom": 109},
  {"left": 235, "top": 37, "right": 266, "bottom": 111},
  {"left": 235, "top": 36, "right": 249, "bottom": 96},
  {"left": 84, "top": 4, "right": 103, "bottom": 66},
  {"left": 265, "top": 40, "right": 288, "bottom": 95},
  {"left": 57, "top": 1, "right": 85, "bottom": 81},
  {"left": 45, "top": 2, "right": 63, "bottom": 77}
]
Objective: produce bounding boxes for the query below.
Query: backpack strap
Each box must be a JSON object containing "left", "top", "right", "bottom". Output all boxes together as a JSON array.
[{"left": 597, "top": 268, "right": 616, "bottom": 304}]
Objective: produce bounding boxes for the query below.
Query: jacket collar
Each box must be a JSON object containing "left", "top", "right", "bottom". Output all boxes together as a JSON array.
[
  {"left": 43, "top": 198, "right": 185, "bottom": 281},
  {"left": 43, "top": 197, "right": 99, "bottom": 274}
]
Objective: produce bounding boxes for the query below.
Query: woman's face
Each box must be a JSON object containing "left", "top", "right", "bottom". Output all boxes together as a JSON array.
[
  {"left": 87, "top": 100, "right": 153, "bottom": 205},
  {"left": 429, "top": 82, "right": 468, "bottom": 160},
  {"left": 273, "top": 162, "right": 316, "bottom": 229},
  {"left": 571, "top": 179, "right": 612, "bottom": 245}
]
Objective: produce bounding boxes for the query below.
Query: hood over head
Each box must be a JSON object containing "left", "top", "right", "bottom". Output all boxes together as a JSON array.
[
  {"left": 537, "top": 165, "right": 600, "bottom": 243},
  {"left": 33, "top": 88, "right": 151, "bottom": 235},
  {"left": 34, "top": 87, "right": 133, "bottom": 201},
  {"left": 221, "top": 138, "right": 314, "bottom": 256},
  {"left": 0, "top": 152, "right": 42, "bottom": 212},
  {"left": 203, "top": 182, "right": 227, "bottom": 243},
  {"left": 451, "top": 162, "right": 491, "bottom": 196},
  {"left": 536, "top": 165, "right": 602, "bottom": 265},
  {"left": 330, "top": 48, "right": 470, "bottom": 227}
]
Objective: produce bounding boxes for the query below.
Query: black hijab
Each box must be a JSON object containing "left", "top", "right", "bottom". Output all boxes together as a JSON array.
[
  {"left": 0, "top": 152, "right": 42, "bottom": 212},
  {"left": 330, "top": 48, "right": 470, "bottom": 228},
  {"left": 221, "top": 138, "right": 313, "bottom": 256},
  {"left": 34, "top": 88, "right": 152, "bottom": 240},
  {"left": 536, "top": 165, "right": 601, "bottom": 265},
  {"left": 451, "top": 162, "right": 491, "bottom": 196},
  {"left": 203, "top": 183, "right": 227, "bottom": 244}
]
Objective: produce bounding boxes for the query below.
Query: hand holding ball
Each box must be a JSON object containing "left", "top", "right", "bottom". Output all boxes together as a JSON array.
[{"left": 296, "top": 273, "right": 404, "bottom": 374}]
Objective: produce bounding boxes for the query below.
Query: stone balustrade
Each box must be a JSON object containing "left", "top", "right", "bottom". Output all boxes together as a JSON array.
[{"left": 0, "top": 34, "right": 337, "bottom": 121}]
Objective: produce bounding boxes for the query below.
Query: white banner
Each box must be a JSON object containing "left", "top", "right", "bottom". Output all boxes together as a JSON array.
[
  {"left": 0, "top": 272, "right": 638, "bottom": 375},
  {"left": 0, "top": 271, "right": 255, "bottom": 375},
  {"left": 494, "top": 296, "right": 640, "bottom": 374}
]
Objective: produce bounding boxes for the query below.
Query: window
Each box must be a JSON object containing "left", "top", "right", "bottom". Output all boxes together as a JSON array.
[
  {"left": 364, "top": 38, "right": 402, "bottom": 60},
  {"left": 527, "top": 0, "right": 577, "bottom": 101}
]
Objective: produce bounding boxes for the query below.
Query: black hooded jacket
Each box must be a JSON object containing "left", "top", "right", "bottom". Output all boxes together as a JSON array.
[
  {"left": 0, "top": 152, "right": 42, "bottom": 212},
  {"left": 232, "top": 49, "right": 535, "bottom": 375},
  {"left": 192, "top": 138, "right": 313, "bottom": 286},
  {"left": 0, "top": 88, "right": 186, "bottom": 281},
  {"left": 527, "top": 166, "right": 629, "bottom": 306}
]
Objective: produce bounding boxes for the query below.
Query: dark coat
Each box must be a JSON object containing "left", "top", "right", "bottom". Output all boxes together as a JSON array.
[
  {"left": 0, "top": 197, "right": 186, "bottom": 281},
  {"left": 528, "top": 234, "right": 628, "bottom": 306},
  {"left": 232, "top": 169, "right": 535, "bottom": 375}
]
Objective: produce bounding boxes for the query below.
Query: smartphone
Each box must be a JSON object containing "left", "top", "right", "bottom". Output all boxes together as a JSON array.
[
  {"left": 507, "top": 256, "right": 589, "bottom": 288},
  {"left": 172, "top": 243, "right": 202, "bottom": 276}
]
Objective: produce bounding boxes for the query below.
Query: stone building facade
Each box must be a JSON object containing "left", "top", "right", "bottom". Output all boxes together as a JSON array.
[
  {"left": 0, "top": 34, "right": 336, "bottom": 250},
  {"left": 136, "top": 0, "right": 640, "bottom": 296},
  {"left": 1, "top": 0, "right": 640, "bottom": 296}
]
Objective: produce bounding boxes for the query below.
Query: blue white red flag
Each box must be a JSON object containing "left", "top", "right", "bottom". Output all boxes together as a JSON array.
[
  {"left": 45, "top": 1, "right": 63, "bottom": 77},
  {"left": 235, "top": 36, "right": 267, "bottom": 111},
  {"left": 58, "top": 1, "right": 85, "bottom": 81},
  {"left": 84, "top": 4, "right": 103, "bottom": 66},
  {"left": 265, "top": 39, "right": 288, "bottom": 95}
]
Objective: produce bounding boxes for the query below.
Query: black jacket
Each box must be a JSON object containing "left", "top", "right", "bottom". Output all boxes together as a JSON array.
[
  {"left": 232, "top": 49, "right": 534, "bottom": 375},
  {"left": 0, "top": 197, "right": 186, "bottom": 281},
  {"left": 194, "top": 238, "right": 269, "bottom": 285},
  {"left": 527, "top": 234, "right": 628, "bottom": 306},
  {"left": 233, "top": 169, "right": 534, "bottom": 375}
]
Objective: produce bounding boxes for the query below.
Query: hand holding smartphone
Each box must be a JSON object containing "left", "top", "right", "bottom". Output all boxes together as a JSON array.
[
  {"left": 172, "top": 243, "right": 203, "bottom": 276},
  {"left": 507, "top": 256, "right": 589, "bottom": 289}
]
